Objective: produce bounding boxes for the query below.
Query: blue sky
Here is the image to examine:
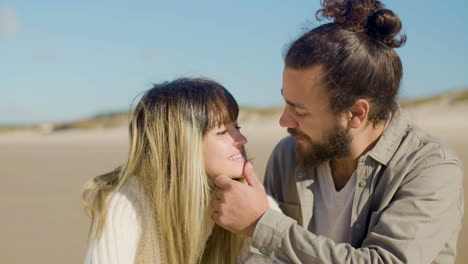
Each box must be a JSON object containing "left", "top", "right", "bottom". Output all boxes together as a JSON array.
[{"left": 1, "top": 0, "right": 467, "bottom": 125}]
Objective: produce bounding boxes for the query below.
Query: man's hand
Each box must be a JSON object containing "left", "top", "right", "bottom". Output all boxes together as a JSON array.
[{"left": 211, "top": 161, "right": 269, "bottom": 237}]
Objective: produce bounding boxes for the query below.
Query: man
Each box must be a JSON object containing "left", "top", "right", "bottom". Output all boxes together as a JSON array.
[{"left": 211, "top": 0, "right": 464, "bottom": 263}]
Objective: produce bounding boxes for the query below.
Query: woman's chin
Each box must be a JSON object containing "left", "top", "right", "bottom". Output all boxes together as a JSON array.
[
  {"left": 209, "top": 164, "right": 244, "bottom": 179},
  {"left": 229, "top": 174, "right": 244, "bottom": 180},
  {"left": 226, "top": 168, "right": 244, "bottom": 179}
]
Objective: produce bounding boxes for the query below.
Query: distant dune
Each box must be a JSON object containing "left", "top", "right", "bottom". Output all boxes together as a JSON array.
[
  {"left": 1, "top": 88, "right": 467, "bottom": 134},
  {"left": 400, "top": 88, "right": 468, "bottom": 108}
]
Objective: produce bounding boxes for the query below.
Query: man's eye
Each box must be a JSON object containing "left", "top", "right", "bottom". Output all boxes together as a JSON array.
[
  {"left": 216, "top": 130, "right": 228, "bottom": 135},
  {"left": 235, "top": 125, "right": 241, "bottom": 130},
  {"left": 296, "top": 111, "right": 309, "bottom": 117}
]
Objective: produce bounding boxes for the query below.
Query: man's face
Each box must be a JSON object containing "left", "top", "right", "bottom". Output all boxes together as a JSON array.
[{"left": 280, "top": 66, "right": 352, "bottom": 169}]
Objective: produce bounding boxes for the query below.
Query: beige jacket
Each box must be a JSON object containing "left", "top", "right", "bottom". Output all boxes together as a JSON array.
[{"left": 251, "top": 109, "right": 464, "bottom": 263}]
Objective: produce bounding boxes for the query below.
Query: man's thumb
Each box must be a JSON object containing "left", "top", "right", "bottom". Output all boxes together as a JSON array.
[{"left": 243, "top": 161, "right": 261, "bottom": 188}]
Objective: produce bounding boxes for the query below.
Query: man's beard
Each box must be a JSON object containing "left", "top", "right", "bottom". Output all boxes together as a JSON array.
[{"left": 288, "top": 124, "right": 352, "bottom": 169}]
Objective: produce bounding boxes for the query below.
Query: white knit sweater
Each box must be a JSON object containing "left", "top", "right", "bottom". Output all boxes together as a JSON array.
[{"left": 84, "top": 179, "right": 282, "bottom": 264}]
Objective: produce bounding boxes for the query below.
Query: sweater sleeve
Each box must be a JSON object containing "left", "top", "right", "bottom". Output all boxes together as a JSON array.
[{"left": 84, "top": 191, "right": 141, "bottom": 264}]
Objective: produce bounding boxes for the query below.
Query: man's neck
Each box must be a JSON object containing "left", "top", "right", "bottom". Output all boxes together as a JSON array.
[{"left": 330, "top": 122, "right": 386, "bottom": 190}]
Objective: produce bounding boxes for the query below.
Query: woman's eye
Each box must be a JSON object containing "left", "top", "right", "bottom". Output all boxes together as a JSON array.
[
  {"left": 216, "top": 125, "right": 240, "bottom": 135},
  {"left": 216, "top": 130, "right": 228, "bottom": 135}
]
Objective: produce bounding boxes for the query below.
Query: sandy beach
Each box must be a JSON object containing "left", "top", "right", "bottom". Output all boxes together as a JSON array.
[{"left": 0, "top": 106, "right": 466, "bottom": 263}]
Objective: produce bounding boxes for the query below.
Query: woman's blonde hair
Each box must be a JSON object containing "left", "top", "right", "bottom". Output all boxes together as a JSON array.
[{"left": 82, "top": 78, "right": 246, "bottom": 263}]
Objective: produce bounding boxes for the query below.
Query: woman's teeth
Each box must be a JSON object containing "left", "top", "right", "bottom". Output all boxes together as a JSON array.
[{"left": 228, "top": 154, "right": 243, "bottom": 160}]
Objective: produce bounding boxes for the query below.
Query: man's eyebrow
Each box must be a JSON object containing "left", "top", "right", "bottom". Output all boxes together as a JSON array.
[{"left": 281, "top": 88, "right": 308, "bottom": 110}]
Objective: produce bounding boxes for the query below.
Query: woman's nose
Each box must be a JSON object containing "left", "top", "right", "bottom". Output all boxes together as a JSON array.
[{"left": 234, "top": 130, "right": 247, "bottom": 147}]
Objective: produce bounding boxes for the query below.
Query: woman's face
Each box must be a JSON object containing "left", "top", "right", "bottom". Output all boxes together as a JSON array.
[{"left": 203, "top": 122, "right": 247, "bottom": 179}]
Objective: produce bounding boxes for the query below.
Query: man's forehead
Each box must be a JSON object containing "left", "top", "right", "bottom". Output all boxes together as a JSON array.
[
  {"left": 282, "top": 66, "right": 329, "bottom": 110},
  {"left": 281, "top": 88, "right": 308, "bottom": 110},
  {"left": 281, "top": 88, "right": 327, "bottom": 111},
  {"left": 283, "top": 66, "right": 326, "bottom": 83}
]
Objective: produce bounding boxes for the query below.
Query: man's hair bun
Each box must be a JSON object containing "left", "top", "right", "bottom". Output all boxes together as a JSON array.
[
  {"left": 316, "top": 0, "right": 406, "bottom": 48},
  {"left": 367, "top": 9, "right": 406, "bottom": 48}
]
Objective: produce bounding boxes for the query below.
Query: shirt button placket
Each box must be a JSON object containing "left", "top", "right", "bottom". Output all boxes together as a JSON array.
[
  {"left": 359, "top": 179, "right": 367, "bottom": 188},
  {"left": 358, "top": 160, "right": 367, "bottom": 188}
]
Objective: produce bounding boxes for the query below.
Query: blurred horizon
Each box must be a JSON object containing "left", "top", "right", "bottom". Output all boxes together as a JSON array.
[
  {"left": 2, "top": 87, "right": 468, "bottom": 128},
  {"left": 1, "top": 0, "right": 467, "bottom": 125}
]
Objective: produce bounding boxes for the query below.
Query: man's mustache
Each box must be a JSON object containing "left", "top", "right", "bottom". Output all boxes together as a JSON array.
[{"left": 288, "top": 128, "right": 306, "bottom": 138}]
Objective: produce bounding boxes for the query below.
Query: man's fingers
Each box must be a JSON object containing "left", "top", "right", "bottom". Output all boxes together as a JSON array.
[
  {"left": 214, "top": 175, "right": 233, "bottom": 189},
  {"left": 211, "top": 198, "right": 221, "bottom": 211},
  {"left": 243, "top": 161, "right": 262, "bottom": 188},
  {"left": 214, "top": 187, "right": 223, "bottom": 200},
  {"left": 211, "top": 210, "right": 221, "bottom": 223}
]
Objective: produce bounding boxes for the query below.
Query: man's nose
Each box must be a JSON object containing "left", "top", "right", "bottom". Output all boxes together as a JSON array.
[{"left": 279, "top": 108, "right": 298, "bottom": 128}]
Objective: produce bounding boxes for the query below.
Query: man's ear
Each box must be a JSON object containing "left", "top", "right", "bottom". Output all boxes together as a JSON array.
[{"left": 348, "top": 99, "right": 370, "bottom": 129}]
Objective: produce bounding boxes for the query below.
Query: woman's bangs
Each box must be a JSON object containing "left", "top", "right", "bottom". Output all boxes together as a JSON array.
[{"left": 205, "top": 91, "right": 239, "bottom": 131}]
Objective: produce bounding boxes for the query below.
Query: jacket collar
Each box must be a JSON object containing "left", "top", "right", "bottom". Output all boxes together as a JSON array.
[{"left": 367, "top": 107, "right": 410, "bottom": 166}]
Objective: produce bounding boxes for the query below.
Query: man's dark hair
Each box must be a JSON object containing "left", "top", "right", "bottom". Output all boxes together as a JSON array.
[{"left": 285, "top": 0, "right": 406, "bottom": 124}]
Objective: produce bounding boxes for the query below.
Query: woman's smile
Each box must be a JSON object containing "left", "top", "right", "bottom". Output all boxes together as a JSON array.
[{"left": 228, "top": 152, "right": 245, "bottom": 162}]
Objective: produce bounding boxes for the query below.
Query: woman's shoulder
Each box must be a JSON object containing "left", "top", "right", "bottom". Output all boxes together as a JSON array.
[
  {"left": 85, "top": 179, "right": 147, "bottom": 264},
  {"left": 103, "top": 179, "right": 145, "bottom": 232},
  {"left": 116, "top": 177, "right": 144, "bottom": 199},
  {"left": 101, "top": 177, "right": 154, "bottom": 236},
  {"left": 109, "top": 178, "right": 144, "bottom": 213}
]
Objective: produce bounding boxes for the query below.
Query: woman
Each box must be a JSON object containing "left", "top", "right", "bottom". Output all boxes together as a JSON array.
[{"left": 82, "top": 78, "right": 279, "bottom": 264}]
